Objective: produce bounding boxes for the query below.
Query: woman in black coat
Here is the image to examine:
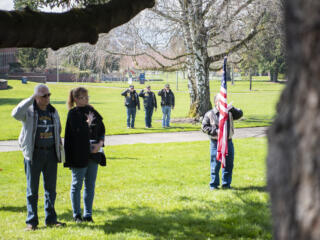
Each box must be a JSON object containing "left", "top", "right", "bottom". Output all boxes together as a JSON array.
[{"left": 64, "top": 87, "right": 105, "bottom": 223}]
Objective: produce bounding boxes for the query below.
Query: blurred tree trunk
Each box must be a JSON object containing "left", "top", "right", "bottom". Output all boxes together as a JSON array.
[
  {"left": 270, "top": 68, "right": 279, "bottom": 82},
  {"left": 267, "top": 0, "right": 320, "bottom": 239}
]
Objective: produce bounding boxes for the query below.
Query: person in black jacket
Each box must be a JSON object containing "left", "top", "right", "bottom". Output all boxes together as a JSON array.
[
  {"left": 121, "top": 85, "right": 140, "bottom": 128},
  {"left": 64, "top": 87, "right": 106, "bottom": 223},
  {"left": 139, "top": 85, "right": 157, "bottom": 128},
  {"left": 158, "top": 84, "right": 175, "bottom": 128}
]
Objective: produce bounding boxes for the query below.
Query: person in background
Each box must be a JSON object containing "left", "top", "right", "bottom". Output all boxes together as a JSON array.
[
  {"left": 12, "top": 84, "right": 65, "bottom": 231},
  {"left": 64, "top": 87, "right": 106, "bottom": 223},
  {"left": 139, "top": 85, "right": 157, "bottom": 128},
  {"left": 158, "top": 83, "right": 175, "bottom": 128},
  {"left": 201, "top": 93, "right": 243, "bottom": 190},
  {"left": 121, "top": 85, "right": 140, "bottom": 128}
]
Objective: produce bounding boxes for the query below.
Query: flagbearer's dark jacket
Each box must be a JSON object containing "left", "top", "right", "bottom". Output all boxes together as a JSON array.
[
  {"left": 201, "top": 106, "right": 243, "bottom": 140},
  {"left": 121, "top": 89, "right": 140, "bottom": 109},
  {"left": 139, "top": 90, "right": 157, "bottom": 109}
]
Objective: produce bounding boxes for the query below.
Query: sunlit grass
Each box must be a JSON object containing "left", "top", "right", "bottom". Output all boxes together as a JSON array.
[
  {"left": 0, "top": 138, "right": 271, "bottom": 240},
  {"left": 0, "top": 79, "right": 282, "bottom": 140}
]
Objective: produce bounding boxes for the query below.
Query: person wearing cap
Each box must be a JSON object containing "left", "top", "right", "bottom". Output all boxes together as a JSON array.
[
  {"left": 121, "top": 85, "right": 140, "bottom": 128},
  {"left": 158, "top": 83, "right": 175, "bottom": 128},
  {"left": 139, "top": 85, "right": 157, "bottom": 128}
]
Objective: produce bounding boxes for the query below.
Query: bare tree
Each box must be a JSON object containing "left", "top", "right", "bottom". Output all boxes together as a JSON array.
[
  {"left": 112, "top": 0, "right": 267, "bottom": 119},
  {"left": 267, "top": 0, "right": 320, "bottom": 239}
]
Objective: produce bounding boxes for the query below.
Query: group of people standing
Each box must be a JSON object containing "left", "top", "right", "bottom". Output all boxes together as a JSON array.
[
  {"left": 121, "top": 83, "right": 175, "bottom": 129},
  {"left": 11, "top": 83, "right": 243, "bottom": 231},
  {"left": 12, "top": 84, "right": 105, "bottom": 230}
]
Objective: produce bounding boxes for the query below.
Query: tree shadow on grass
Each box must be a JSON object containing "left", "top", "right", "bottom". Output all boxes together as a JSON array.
[
  {"left": 0, "top": 98, "right": 24, "bottom": 105},
  {"left": 0, "top": 205, "right": 26, "bottom": 212},
  {"left": 59, "top": 209, "right": 108, "bottom": 222},
  {"left": 100, "top": 200, "right": 271, "bottom": 240},
  {"left": 233, "top": 185, "right": 267, "bottom": 192},
  {"left": 106, "top": 157, "right": 138, "bottom": 161},
  {"left": 58, "top": 187, "right": 271, "bottom": 239},
  {"left": 66, "top": 195, "right": 271, "bottom": 239},
  {"left": 238, "top": 115, "right": 274, "bottom": 124}
]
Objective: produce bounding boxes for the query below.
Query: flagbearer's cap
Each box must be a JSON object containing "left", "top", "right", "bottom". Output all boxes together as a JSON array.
[
  {"left": 146, "top": 85, "right": 151, "bottom": 88},
  {"left": 165, "top": 83, "right": 170, "bottom": 88},
  {"left": 129, "top": 85, "right": 134, "bottom": 89}
]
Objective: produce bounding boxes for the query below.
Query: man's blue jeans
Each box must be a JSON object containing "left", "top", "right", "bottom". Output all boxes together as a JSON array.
[
  {"left": 70, "top": 161, "right": 98, "bottom": 218},
  {"left": 161, "top": 106, "right": 171, "bottom": 127},
  {"left": 145, "top": 107, "right": 154, "bottom": 127},
  {"left": 209, "top": 139, "right": 234, "bottom": 188},
  {"left": 126, "top": 107, "right": 136, "bottom": 128},
  {"left": 24, "top": 148, "right": 58, "bottom": 226}
]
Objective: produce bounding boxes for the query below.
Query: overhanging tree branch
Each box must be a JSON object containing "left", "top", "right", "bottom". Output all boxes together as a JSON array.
[{"left": 0, "top": 0, "right": 155, "bottom": 50}]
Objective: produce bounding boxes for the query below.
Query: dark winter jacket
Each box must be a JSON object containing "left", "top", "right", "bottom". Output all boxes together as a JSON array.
[
  {"left": 158, "top": 89, "right": 175, "bottom": 107},
  {"left": 201, "top": 106, "right": 243, "bottom": 140},
  {"left": 121, "top": 89, "right": 140, "bottom": 109},
  {"left": 139, "top": 90, "right": 157, "bottom": 109},
  {"left": 64, "top": 105, "right": 106, "bottom": 168}
]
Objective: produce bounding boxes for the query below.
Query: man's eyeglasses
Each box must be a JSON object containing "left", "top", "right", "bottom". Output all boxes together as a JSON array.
[{"left": 41, "top": 93, "right": 51, "bottom": 98}]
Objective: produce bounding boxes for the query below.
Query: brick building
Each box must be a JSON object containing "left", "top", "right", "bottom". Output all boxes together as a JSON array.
[{"left": 0, "top": 48, "right": 18, "bottom": 73}]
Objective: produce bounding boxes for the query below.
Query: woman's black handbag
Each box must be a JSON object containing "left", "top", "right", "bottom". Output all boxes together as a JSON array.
[
  {"left": 89, "top": 152, "right": 106, "bottom": 166},
  {"left": 89, "top": 140, "right": 106, "bottom": 166}
]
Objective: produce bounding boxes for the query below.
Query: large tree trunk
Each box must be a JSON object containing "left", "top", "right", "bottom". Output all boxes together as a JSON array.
[
  {"left": 180, "top": 3, "right": 198, "bottom": 117},
  {"left": 180, "top": 0, "right": 198, "bottom": 118},
  {"left": 0, "top": 0, "right": 154, "bottom": 50},
  {"left": 267, "top": 0, "right": 320, "bottom": 239},
  {"left": 188, "top": 0, "right": 212, "bottom": 119}
]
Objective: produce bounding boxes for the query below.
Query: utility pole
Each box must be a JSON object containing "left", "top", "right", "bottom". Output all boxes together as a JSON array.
[{"left": 176, "top": 71, "right": 179, "bottom": 90}]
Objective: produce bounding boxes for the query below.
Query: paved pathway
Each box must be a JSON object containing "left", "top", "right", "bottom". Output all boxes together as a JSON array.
[{"left": 0, "top": 127, "right": 267, "bottom": 152}]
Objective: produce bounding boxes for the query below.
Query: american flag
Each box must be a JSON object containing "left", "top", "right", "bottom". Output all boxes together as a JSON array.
[{"left": 217, "top": 57, "right": 228, "bottom": 168}]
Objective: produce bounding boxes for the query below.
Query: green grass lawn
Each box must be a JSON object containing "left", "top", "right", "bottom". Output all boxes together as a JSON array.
[
  {"left": 0, "top": 138, "right": 271, "bottom": 240},
  {"left": 0, "top": 79, "right": 283, "bottom": 140}
]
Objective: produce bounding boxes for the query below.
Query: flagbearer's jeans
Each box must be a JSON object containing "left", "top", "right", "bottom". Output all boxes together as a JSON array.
[{"left": 209, "top": 139, "right": 234, "bottom": 189}]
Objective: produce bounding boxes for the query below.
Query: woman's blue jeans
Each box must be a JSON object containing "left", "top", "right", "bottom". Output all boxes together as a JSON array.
[
  {"left": 209, "top": 139, "right": 234, "bottom": 189},
  {"left": 70, "top": 161, "right": 98, "bottom": 218}
]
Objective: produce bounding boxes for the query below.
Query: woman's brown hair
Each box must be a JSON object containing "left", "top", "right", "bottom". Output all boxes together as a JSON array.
[{"left": 67, "top": 87, "right": 88, "bottom": 109}]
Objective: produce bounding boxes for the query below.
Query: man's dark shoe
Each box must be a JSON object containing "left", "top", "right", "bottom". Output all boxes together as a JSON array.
[
  {"left": 83, "top": 216, "right": 94, "bottom": 223},
  {"left": 222, "top": 185, "right": 232, "bottom": 189},
  {"left": 25, "top": 224, "right": 37, "bottom": 231},
  {"left": 73, "top": 215, "right": 83, "bottom": 223},
  {"left": 210, "top": 186, "right": 220, "bottom": 190},
  {"left": 46, "top": 221, "right": 66, "bottom": 228}
]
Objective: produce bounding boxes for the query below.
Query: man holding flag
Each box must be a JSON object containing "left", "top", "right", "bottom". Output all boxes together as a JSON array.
[{"left": 201, "top": 58, "right": 243, "bottom": 190}]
